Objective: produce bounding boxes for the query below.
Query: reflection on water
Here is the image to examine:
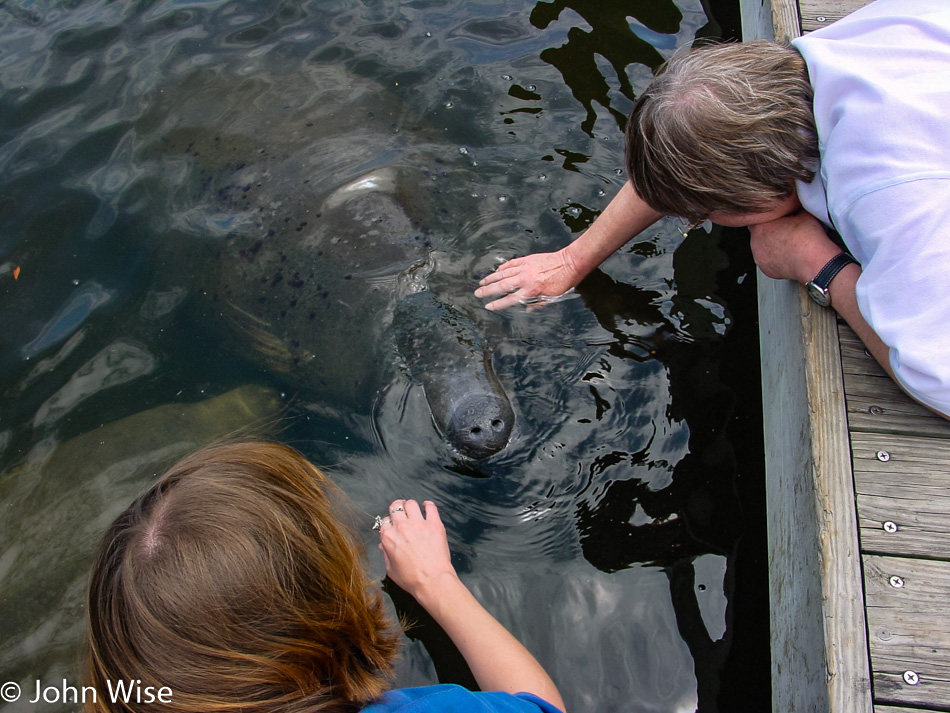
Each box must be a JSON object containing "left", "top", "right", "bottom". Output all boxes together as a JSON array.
[
  {"left": 531, "top": 0, "right": 686, "bottom": 134},
  {"left": 0, "top": 1, "right": 768, "bottom": 712}
]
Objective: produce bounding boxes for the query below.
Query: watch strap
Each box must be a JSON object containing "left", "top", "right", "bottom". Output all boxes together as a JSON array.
[{"left": 811, "top": 252, "right": 858, "bottom": 290}]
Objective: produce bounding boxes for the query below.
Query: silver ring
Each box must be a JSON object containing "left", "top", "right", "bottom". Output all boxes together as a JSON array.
[
  {"left": 372, "top": 515, "right": 384, "bottom": 531},
  {"left": 391, "top": 506, "right": 404, "bottom": 513}
]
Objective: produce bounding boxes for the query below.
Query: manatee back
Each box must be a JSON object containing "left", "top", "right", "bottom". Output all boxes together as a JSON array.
[{"left": 205, "top": 183, "right": 431, "bottom": 407}]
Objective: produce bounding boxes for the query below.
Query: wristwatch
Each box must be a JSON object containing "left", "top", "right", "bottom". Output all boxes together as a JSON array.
[{"left": 805, "top": 252, "right": 858, "bottom": 307}]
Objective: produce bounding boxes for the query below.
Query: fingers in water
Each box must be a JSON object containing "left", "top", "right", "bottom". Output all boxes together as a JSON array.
[
  {"left": 477, "top": 257, "right": 523, "bottom": 286},
  {"left": 478, "top": 269, "right": 502, "bottom": 285},
  {"left": 485, "top": 287, "right": 578, "bottom": 312},
  {"left": 520, "top": 287, "right": 576, "bottom": 306},
  {"left": 479, "top": 274, "right": 523, "bottom": 298},
  {"left": 484, "top": 293, "right": 519, "bottom": 311}
]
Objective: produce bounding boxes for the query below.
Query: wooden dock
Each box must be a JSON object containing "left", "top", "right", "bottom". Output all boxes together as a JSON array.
[{"left": 740, "top": 1, "right": 950, "bottom": 712}]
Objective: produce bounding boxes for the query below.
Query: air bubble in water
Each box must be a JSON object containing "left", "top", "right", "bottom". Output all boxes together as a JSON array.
[
  {"left": 502, "top": 74, "right": 513, "bottom": 81},
  {"left": 444, "top": 102, "right": 454, "bottom": 109},
  {"left": 525, "top": 84, "right": 536, "bottom": 91}
]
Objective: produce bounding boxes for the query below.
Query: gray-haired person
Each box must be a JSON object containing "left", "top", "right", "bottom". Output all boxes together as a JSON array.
[{"left": 476, "top": 0, "right": 950, "bottom": 418}]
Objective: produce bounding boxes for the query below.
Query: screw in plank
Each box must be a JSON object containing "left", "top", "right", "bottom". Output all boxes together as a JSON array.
[
  {"left": 876, "top": 450, "right": 891, "bottom": 462},
  {"left": 869, "top": 405, "right": 885, "bottom": 415},
  {"left": 902, "top": 671, "right": 919, "bottom": 686},
  {"left": 817, "top": 16, "right": 827, "bottom": 22},
  {"left": 883, "top": 521, "right": 898, "bottom": 533},
  {"left": 889, "top": 575, "right": 904, "bottom": 588}
]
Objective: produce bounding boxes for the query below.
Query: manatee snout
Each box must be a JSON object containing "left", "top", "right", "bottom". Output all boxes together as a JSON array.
[
  {"left": 394, "top": 291, "right": 514, "bottom": 460},
  {"left": 445, "top": 392, "right": 515, "bottom": 460}
]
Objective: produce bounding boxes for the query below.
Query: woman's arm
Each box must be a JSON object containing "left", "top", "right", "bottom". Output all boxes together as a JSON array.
[
  {"left": 750, "top": 212, "right": 949, "bottom": 419},
  {"left": 474, "top": 181, "right": 662, "bottom": 310},
  {"left": 378, "top": 499, "right": 566, "bottom": 712},
  {"left": 817, "top": 265, "right": 949, "bottom": 419}
]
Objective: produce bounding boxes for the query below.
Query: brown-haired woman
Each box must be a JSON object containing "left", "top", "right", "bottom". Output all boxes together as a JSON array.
[{"left": 85, "top": 441, "right": 565, "bottom": 713}]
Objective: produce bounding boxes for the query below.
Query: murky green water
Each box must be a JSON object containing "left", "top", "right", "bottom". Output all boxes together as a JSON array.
[{"left": 0, "top": 1, "right": 769, "bottom": 711}]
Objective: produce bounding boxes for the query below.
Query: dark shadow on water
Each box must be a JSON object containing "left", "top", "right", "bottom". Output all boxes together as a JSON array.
[
  {"left": 572, "top": 224, "right": 770, "bottom": 712},
  {"left": 383, "top": 578, "right": 480, "bottom": 691}
]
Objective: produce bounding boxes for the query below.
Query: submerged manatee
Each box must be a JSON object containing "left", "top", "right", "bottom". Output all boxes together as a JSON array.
[
  {"left": 142, "top": 68, "right": 513, "bottom": 458},
  {"left": 199, "top": 171, "right": 513, "bottom": 459},
  {"left": 394, "top": 291, "right": 514, "bottom": 459}
]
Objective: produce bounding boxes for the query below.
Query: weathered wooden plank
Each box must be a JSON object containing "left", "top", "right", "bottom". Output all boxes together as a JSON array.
[
  {"left": 757, "top": 284, "right": 827, "bottom": 712},
  {"left": 875, "top": 707, "right": 946, "bottom": 713},
  {"left": 747, "top": 2, "right": 871, "bottom": 712},
  {"left": 864, "top": 556, "right": 950, "bottom": 708},
  {"left": 740, "top": 0, "right": 774, "bottom": 41},
  {"left": 838, "top": 324, "right": 884, "bottom": 377},
  {"left": 757, "top": 282, "right": 871, "bottom": 713},
  {"left": 839, "top": 325, "right": 950, "bottom": 438},
  {"left": 843, "top": 384, "right": 950, "bottom": 438},
  {"left": 851, "top": 433, "right": 950, "bottom": 557},
  {"left": 857, "top": 494, "right": 950, "bottom": 560},
  {"left": 772, "top": 0, "right": 802, "bottom": 41},
  {"left": 797, "top": 295, "right": 872, "bottom": 713},
  {"left": 800, "top": 0, "right": 870, "bottom": 32}
]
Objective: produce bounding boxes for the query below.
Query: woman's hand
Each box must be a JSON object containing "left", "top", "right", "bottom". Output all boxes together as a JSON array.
[
  {"left": 474, "top": 249, "right": 581, "bottom": 311},
  {"left": 378, "top": 499, "right": 459, "bottom": 605},
  {"left": 376, "top": 498, "right": 566, "bottom": 711},
  {"left": 749, "top": 211, "right": 841, "bottom": 284},
  {"left": 473, "top": 183, "right": 663, "bottom": 313}
]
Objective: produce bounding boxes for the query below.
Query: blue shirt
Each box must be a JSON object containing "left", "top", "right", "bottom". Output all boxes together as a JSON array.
[{"left": 362, "top": 685, "right": 562, "bottom": 713}]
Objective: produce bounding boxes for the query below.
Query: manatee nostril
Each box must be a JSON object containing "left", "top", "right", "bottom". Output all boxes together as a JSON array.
[{"left": 444, "top": 394, "right": 514, "bottom": 459}]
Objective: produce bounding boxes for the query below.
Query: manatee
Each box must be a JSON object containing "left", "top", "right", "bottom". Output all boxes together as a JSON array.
[
  {"left": 190, "top": 168, "right": 514, "bottom": 460},
  {"left": 140, "top": 67, "right": 514, "bottom": 459},
  {"left": 393, "top": 290, "right": 514, "bottom": 460}
]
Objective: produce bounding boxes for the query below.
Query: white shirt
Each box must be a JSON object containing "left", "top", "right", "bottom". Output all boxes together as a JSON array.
[{"left": 793, "top": 0, "right": 950, "bottom": 414}]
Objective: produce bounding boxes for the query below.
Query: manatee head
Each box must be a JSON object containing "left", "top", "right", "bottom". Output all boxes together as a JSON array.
[
  {"left": 393, "top": 290, "right": 514, "bottom": 460},
  {"left": 443, "top": 391, "right": 515, "bottom": 460}
]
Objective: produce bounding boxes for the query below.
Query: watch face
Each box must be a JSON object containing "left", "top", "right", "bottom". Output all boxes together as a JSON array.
[{"left": 807, "top": 281, "right": 830, "bottom": 307}]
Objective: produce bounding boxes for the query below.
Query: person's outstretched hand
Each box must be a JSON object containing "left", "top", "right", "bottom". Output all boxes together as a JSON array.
[
  {"left": 377, "top": 498, "right": 567, "bottom": 711},
  {"left": 474, "top": 249, "right": 581, "bottom": 311},
  {"left": 378, "top": 499, "right": 459, "bottom": 604}
]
